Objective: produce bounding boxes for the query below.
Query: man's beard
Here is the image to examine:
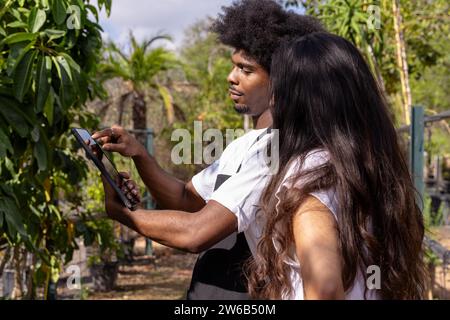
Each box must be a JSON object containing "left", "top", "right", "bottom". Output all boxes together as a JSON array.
[{"left": 234, "top": 104, "right": 250, "bottom": 114}]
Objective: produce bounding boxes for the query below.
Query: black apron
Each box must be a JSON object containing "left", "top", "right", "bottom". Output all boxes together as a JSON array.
[{"left": 186, "top": 174, "right": 251, "bottom": 300}]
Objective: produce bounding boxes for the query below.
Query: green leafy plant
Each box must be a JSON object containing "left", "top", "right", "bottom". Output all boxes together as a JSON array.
[
  {"left": 0, "top": 0, "right": 112, "bottom": 299},
  {"left": 423, "top": 193, "right": 444, "bottom": 228},
  {"left": 83, "top": 218, "right": 123, "bottom": 266},
  {"left": 292, "top": 0, "right": 448, "bottom": 126}
]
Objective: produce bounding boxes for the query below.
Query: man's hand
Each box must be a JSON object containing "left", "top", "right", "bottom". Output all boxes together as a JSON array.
[
  {"left": 119, "top": 172, "right": 142, "bottom": 207},
  {"left": 92, "top": 125, "right": 146, "bottom": 158},
  {"left": 93, "top": 125, "right": 205, "bottom": 213},
  {"left": 101, "top": 171, "right": 141, "bottom": 222}
]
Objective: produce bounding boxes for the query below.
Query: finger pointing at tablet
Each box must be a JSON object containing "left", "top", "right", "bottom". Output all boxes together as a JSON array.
[{"left": 92, "top": 125, "right": 146, "bottom": 158}]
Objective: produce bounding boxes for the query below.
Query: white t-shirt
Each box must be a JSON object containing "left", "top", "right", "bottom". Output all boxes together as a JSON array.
[
  {"left": 192, "top": 128, "right": 272, "bottom": 202},
  {"left": 192, "top": 127, "right": 274, "bottom": 250},
  {"left": 192, "top": 131, "right": 379, "bottom": 300}
]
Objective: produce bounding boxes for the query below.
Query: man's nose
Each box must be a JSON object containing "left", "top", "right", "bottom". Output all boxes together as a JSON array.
[{"left": 227, "top": 67, "right": 239, "bottom": 85}]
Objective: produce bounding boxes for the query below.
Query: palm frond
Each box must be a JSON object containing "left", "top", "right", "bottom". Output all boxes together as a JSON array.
[
  {"left": 157, "top": 84, "right": 175, "bottom": 125},
  {"left": 143, "top": 34, "right": 173, "bottom": 53}
]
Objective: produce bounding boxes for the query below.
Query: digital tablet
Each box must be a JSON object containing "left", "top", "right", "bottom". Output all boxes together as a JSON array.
[{"left": 71, "top": 128, "right": 138, "bottom": 211}]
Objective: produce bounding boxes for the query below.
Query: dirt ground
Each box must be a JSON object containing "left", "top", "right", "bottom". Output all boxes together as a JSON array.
[
  {"left": 84, "top": 239, "right": 197, "bottom": 300},
  {"left": 430, "top": 225, "right": 450, "bottom": 249},
  {"left": 5, "top": 228, "right": 450, "bottom": 300},
  {"left": 85, "top": 229, "right": 450, "bottom": 300},
  {"left": 428, "top": 226, "right": 450, "bottom": 299},
  {"left": 58, "top": 238, "right": 197, "bottom": 300}
]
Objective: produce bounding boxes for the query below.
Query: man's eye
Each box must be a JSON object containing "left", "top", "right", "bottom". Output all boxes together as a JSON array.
[{"left": 240, "top": 67, "right": 251, "bottom": 74}]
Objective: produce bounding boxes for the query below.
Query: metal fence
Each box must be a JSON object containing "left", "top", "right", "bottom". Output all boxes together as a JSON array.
[{"left": 403, "top": 106, "right": 450, "bottom": 299}]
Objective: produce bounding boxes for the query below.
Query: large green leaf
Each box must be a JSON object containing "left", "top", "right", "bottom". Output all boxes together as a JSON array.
[
  {"left": 1, "top": 32, "right": 37, "bottom": 45},
  {"left": 28, "top": 8, "right": 47, "bottom": 33},
  {"left": 43, "top": 29, "right": 66, "bottom": 42},
  {"left": 59, "top": 52, "right": 80, "bottom": 74},
  {"left": 31, "top": 125, "right": 40, "bottom": 142},
  {"left": 35, "top": 55, "right": 52, "bottom": 112},
  {"left": 33, "top": 140, "right": 48, "bottom": 171},
  {"left": 1, "top": 197, "right": 26, "bottom": 236},
  {"left": 8, "top": 8, "right": 22, "bottom": 21},
  {"left": 59, "top": 52, "right": 83, "bottom": 98},
  {"left": 51, "top": 0, "right": 68, "bottom": 25},
  {"left": 6, "top": 41, "right": 34, "bottom": 77},
  {"left": 43, "top": 87, "right": 55, "bottom": 125},
  {"left": 13, "top": 49, "right": 37, "bottom": 102},
  {"left": 0, "top": 126, "right": 13, "bottom": 157},
  {"left": 55, "top": 55, "right": 72, "bottom": 80},
  {"left": 52, "top": 55, "right": 75, "bottom": 108},
  {"left": 0, "top": 96, "right": 30, "bottom": 137},
  {"left": 6, "top": 21, "right": 28, "bottom": 29}
]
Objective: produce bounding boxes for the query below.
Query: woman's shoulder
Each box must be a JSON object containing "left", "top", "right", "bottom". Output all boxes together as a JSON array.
[
  {"left": 283, "top": 149, "right": 330, "bottom": 182},
  {"left": 282, "top": 149, "right": 338, "bottom": 218}
]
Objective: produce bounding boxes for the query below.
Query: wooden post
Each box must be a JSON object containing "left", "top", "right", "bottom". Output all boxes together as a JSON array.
[{"left": 410, "top": 106, "right": 424, "bottom": 210}]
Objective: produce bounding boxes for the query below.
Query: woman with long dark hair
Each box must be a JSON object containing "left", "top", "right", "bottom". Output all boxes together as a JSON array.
[{"left": 247, "top": 32, "right": 426, "bottom": 299}]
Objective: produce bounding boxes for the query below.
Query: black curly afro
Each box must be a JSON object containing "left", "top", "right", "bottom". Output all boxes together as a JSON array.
[{"left": 212, "top": 0, "right": 325, "bottom": 72}]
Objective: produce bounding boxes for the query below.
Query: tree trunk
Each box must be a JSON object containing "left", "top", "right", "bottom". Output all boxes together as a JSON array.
[
  {"left": 392, "top": 0, "right": 412, "bottom": 125},
  {"left": 11, "top": 246, "right": 24, "bottom": 299},
  {"left": 118, "top": 92, "right": 132, "bottom": 125},
  {"left": 24, "top": 253, "right": 37, "bottom": 299},
  {"left": 0, "top": 246, "right": 11, "bottom": 278},
  {"left": 132, "top": 90, "right": 147, "bottom": 146},
  {"left": 124, "top": 90, "right": 147, "bottom": 255}
]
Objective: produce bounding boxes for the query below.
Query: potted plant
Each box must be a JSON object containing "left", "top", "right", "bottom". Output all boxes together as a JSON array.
[{"left": 79, "top": 218, "right": 124, "bottom": 292}]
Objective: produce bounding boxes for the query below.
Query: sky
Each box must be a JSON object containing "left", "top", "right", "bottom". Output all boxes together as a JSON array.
[
  {"left": 98, "top": 0, "right": 304, "bottom": 52},
  {"left": 99, "top": 0, "right": 236, "bottom": 51}
]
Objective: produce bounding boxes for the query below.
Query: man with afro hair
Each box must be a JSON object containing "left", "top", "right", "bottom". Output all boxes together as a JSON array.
[
  {"left": 213, "top": 0, "right": 323, "bottom": 73},
  {"left": 186, "top": 0, "right": 324, "bottom": 300},
  {"left": 94, "top": 0, "right": 324, "bottom": 300}
]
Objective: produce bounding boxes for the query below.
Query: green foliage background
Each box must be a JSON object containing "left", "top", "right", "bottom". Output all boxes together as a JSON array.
[
  {"left": 0, "top": 0, "right": 113, "bottom": 297},
  {"left": 0, "top": 0, "right": 448, "bottom": 299}
]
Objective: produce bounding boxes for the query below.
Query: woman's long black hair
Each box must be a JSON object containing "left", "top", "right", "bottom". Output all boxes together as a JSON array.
[{"left": 248, "top": 32, "right": 426, "bottom": 299}]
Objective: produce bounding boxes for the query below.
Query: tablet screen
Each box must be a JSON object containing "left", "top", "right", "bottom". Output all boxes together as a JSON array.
[
  {"left": 74, "top": 128, "right": 120, "bottom": 182},
  {"left": 71, "top": 128, "right": 137, "bottom": 210}
]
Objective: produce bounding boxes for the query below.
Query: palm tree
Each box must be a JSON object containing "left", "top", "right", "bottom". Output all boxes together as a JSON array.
[
  {"left": 99, "top": 33, "right": 180, "bottom": 256},
  {"left": 100, "top": 32, "right": 178, "bottom": 145}
]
